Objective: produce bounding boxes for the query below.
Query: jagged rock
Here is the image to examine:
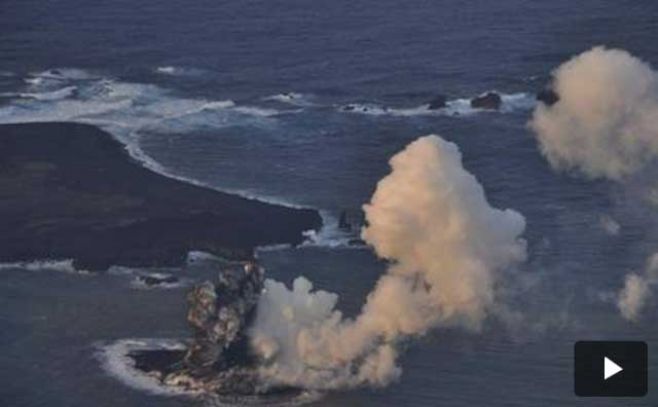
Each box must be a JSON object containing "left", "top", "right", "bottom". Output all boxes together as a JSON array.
[
  {"left": 427, "top": 94, "right": 447, "bottom": 110},
  {"left": 136, "top": 274, "right": 179, "bottom": 287},
  {"left": 536, "top": 88, "right": 559, "bottom": 106},
  {"left": 470, "top": 92, "right": 502, "bottom": 110},
  {"left": 181, "top": 262, "right": 264, "bottom": 376},
  {"left": 127, "top": 261, "right": 304, "bottom": 397}
]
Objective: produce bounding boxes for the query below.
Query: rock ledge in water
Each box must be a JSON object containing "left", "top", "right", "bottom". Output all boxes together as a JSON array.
[{"left": 470, "top": 92, "right": 502, "bottom": 110}]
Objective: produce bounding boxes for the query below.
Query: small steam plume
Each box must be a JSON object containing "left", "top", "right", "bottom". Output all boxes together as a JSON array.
[
  {"left": 618, "top": 253, "right": 658, "bottom": 321},
  {"left": 530, "top": 46, "right": 658, "bottom": 180},
  {"left": 249, "top": 135, "right": 527, "bottom": 389}
]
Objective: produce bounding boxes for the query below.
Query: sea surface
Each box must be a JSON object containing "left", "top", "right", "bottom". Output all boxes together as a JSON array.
[{"left": 1, "top": 1, "right": 658, "bottom": 406}]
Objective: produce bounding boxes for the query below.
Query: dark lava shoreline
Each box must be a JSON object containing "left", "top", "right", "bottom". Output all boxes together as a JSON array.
[{"left": 0, "top": 122, "right": 322, "bottom": 270}]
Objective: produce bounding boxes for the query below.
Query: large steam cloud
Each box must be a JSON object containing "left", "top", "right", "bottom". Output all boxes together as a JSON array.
[
  {"left": 248, "top": 135, "right": 527, "bottom": 389},
  {"left": 530, "top": 46, "right": 658, "bottom": 180},
  {"left": 530, "top": 47, "right": 658, "bottom": 322}
]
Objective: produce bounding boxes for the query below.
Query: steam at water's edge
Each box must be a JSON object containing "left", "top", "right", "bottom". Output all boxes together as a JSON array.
[{"left": 249, "top": 135, "right": 527, "bottom": 389}]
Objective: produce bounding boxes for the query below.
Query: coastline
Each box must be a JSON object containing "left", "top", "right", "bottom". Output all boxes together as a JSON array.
[{"left": 0, "top": 122, "right": 322, "bottom": 270}]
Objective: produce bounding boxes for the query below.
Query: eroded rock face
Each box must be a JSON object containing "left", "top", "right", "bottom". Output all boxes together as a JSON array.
[
  {"left": 182, "top": 262, "right": 264, "bottom": 377},
  {"left": 126, "top": 262, "right": 300, "bottom": 396}
]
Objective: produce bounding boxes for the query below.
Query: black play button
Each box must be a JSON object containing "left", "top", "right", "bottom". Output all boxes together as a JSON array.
[{"left": 574, "top": 341, "right": 648, "bottom": 397}]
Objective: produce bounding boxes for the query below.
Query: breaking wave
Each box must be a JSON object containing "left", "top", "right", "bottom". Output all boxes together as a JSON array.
[
  {"left": 0, "top": 257, "right": 197, "bottom": 290},
  {"left": 299, "top": 211, "right": 364, "bottom": 249},
  {"left": 96, "top": 338, "right": 194, "bottom": 397},
  {"left": 262, "top": 92, "right": 315, "bottom": 107},
  {"left": 97, "top": 338, "right": 323, "bottom": 405},
  {"left": 0, "top": 68, "right": 309, "bottom": 209}
]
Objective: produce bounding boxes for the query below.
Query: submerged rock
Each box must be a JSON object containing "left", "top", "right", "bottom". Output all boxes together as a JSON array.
[{"left": 470, "top": 92, "right": 502, "bottom": 110}]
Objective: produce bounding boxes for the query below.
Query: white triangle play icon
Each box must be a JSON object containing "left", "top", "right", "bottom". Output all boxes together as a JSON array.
[{"left": 604, "top": 357, "right": 623, "bottom": 380}]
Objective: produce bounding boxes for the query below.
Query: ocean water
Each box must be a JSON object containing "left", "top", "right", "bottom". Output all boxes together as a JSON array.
[{"left": 2, "top": 0, "right": 658, "bottom": 405}]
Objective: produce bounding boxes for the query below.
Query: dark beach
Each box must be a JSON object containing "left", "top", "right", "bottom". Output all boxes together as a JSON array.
[{"left": 0, "top": 122, "right": 322, "bottom": 270}]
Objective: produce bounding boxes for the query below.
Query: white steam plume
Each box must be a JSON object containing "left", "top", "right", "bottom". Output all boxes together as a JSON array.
[
  {"left": 617, "top": 253, "right": 658, "bottom": 321},
  {"left": 530, "top": 46, "right": 658, "bottom": 180},
  {"left": 249, "top": 135, "right": 527, "bottom": 389}
]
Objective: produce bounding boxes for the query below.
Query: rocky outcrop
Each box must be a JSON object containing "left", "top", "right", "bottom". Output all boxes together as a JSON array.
[
  {"left": 124, "top": 263, "right": 271, "bottom": 396},
  {"left": 135, "top": 274, "right": 179, "bottom": 287},
  {"left": 128, "top": 262, "right": 275, "bottom": 396},
  {"left": 427, "top": 94, "right": 448, "bottom": 110},
  {"left": 536, "top": 88, "right": 559, "bottom": 106},
  {"left": 182, "top": 262, "right": 264, "bottom": 377},
  {"left": 470, "top": 92, "right": 502, "bottom": 110}
]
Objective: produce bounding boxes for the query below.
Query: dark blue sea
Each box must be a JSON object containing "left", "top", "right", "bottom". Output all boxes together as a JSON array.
[{"left": 1, "top": 1, "right": 658, "bottom": 406}]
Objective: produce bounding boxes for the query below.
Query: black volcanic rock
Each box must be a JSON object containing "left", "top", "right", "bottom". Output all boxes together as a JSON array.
[
  {"left": 427, "top": 94, "right": 448, "bottom": 110},
  {"left": 470, "top": 92, "right": 502, "bottom": 110},
  {"left": 0, "top": 123, "right": 322, "bottom": 270},
  {"left": 136, "top": 274, "right": 180, "bottom": 287},
  {"left": 536, "top": 88, "right": 559, "bottom": 106},
  {"left": 183, "top": 263, "right": 263, "bottom": 376},
  {"left": 129, "top": 348, "right": 186, "bottom": 377},
  {"left": 126, "top": 262, "right": 304, "bottom": 397}
]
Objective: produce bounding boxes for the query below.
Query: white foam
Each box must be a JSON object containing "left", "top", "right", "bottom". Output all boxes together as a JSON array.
[
  {"left": 263, "top": 92, "right": 303, "bottom": 102},
  {"left": 340, "top": 92, "right": 536, "bottom": 117},
  {"left": 3, "top": 85, "right": 77, "bottom": 101},
  {"left": 0, "top": 70, "right": 310, "bottom": 207},
  {"left": 32, "top": 68, "right": 97, "bottom": 81},
  {"left": 96, "top": 338, "right": 195, "bottom": 397},
  {"left": 98, "top": 338, "right": 323, "bottom": 405},
  {"left": 262, "top": 92, "right": 314, "bottom": 107},
  {"left": 155, "top": 66, "right": 205, "bottom": 77},
  {"left": 300, "top": 211, "right": 365, "bottom": 249},
  {"left": 156, "top": 66, "right": 178, "bottom": 75},
  {"left": 232, "top": 105, "right": 286, "bottom": 117},
  {"left": 186, "top": 250, "right": 223, "bottom": 263},
  {"left": 0, "top": 259, "right": 91, "bottom": 274},
  {"left": 500, "top": 92, "right": 537, "bottom": 112}
]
